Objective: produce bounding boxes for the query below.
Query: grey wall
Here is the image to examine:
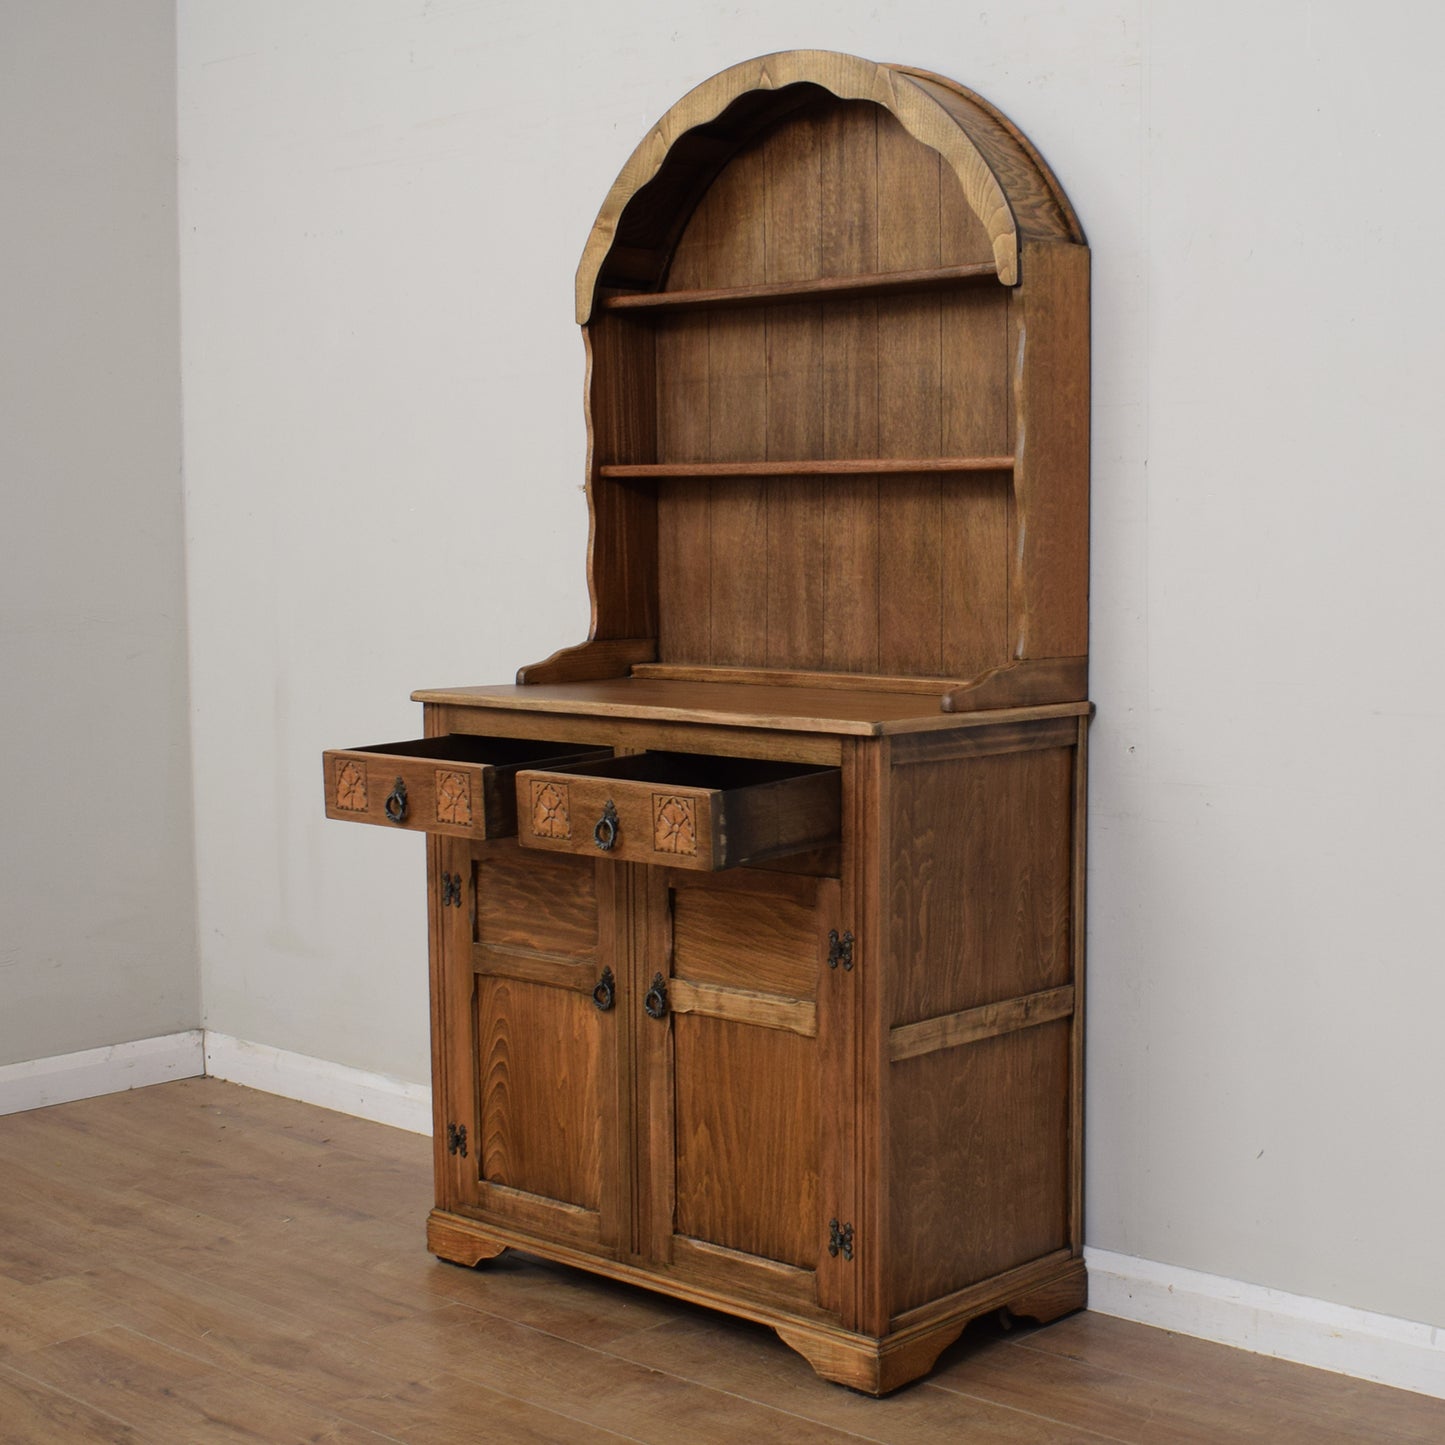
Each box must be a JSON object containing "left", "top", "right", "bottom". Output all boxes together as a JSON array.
[
  {"left": 0, "top": 1, "right": 197, "bottom": 1064},
  {"left": 176, "top": 0, "right": 1445, "bottom": 1332}
]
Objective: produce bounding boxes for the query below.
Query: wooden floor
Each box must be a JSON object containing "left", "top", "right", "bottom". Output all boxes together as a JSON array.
[{"left": 0, "top": 1081, "right": 1440, "bottom": 1443}]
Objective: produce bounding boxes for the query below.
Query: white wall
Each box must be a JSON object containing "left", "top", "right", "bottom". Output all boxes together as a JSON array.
[
  {"left": 177, "top": 0, "right": 1445, "bottom": 1333},
  {"left": 0, "top": 1, "right": 197, "bottom": 1066}
]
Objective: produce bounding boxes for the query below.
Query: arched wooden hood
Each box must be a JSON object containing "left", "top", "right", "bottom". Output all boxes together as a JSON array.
[{"left": 575, "top": 49, "right": 1083, "bottom": 322}]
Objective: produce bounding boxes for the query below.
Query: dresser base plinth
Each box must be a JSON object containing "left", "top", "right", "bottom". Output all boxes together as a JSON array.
[{"left": 424, "top": 1209, "right": 1087, "bottom": 1395}]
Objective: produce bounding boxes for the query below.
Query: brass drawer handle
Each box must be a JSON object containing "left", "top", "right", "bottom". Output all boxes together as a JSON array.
[
  {"left": 384, "top": 777, "right": 409, "bottom": 824},
  {"left": 643, "top": 972, "right": 669, "bottom": 1020},
  {"left": 592, "top": 967, "right": 616, "bottom": 1012},
  {"left": 593, "top": 799, "right": 619, "bottom": 851}
]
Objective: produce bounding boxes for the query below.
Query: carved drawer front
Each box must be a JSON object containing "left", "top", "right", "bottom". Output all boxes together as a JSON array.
[
  {"left": 323, "top": 735, "right": 610, "bottom": 839},
  {"left": 515, "top": 751, "right": 840, "bottom": 871}
]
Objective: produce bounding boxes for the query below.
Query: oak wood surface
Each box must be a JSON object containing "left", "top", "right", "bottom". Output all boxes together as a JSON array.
[
  {"left": 516, "top": 637, "right": 656, "bottom": 685},
  {"left": 889, "top": 1020, "right": 1072, "bottom": 1315},
  {"left": 414, "top": 679, "right": 1092, "bottom": 736},
  {"left": 888, "top": 984, "right": 1076, "bottom": 1063},
  {"left": 601, "top": 260, "right": 1000, "bottom": 311},
  {"left": 942, "top": 655, "right": 1089, "bottom": 711},
  {"left": 3, "top": 1082, "right": 1442, "bottom": 1440},
  {"left": 323, "top": 735, "right": 608, "bottom": 839},
  {"left": 573, "top": 49, "right": 1081, "bottom": 318},
  {"left": 888, "top": 740, "right": 1075, "bottom": 1026},
  {"left": 582, "top": 315, "right": 660, "bottom": 645},
  {"left": 600, "top": 456, "right": 1014, "bottom": 477},
  {"left": 672, "top": 1014, "right": 821, "bottom": 1270},
  {"left": 515, "top": 753, "right": 840, "bottom": 871}
]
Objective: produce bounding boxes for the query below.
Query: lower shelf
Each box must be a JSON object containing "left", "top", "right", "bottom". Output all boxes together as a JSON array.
[{"left": 426, "top": 1208, "right": 1087, "bottom": 1394}]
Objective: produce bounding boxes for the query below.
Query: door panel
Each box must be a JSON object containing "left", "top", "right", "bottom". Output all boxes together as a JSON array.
[
  {"left": 673, "top": 1013, "right": 819, "bottom": 1267},
  {"left": 476, "top": 976, "right": 605, "bottom": 1209},
  {"left": 641, "top": 867, "right": 842, "bottom": 1314},
  {"left": 445, "top": 839, "right": 626, "bottom": 1255}
]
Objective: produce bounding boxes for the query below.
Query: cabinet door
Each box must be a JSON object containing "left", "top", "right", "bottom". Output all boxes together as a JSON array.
[
  {"left": 636, "top": 867, "right": 850, "bottom": 1319},
  {"left": 438, "top": 837, "right": 628, "bottom": 1257}
]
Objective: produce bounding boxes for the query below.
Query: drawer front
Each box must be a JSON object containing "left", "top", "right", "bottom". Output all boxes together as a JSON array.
[
  {"left": 323, "top": 736, "right": 609, "bottom": 839},
  {"left": 516, "top": 754, "right": 840, "bottom": 870}
]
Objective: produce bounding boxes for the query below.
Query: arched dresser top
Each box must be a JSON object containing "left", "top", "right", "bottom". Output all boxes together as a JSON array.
[{"left": 575, "top": 49, "right": 1084, "bottom": 323}]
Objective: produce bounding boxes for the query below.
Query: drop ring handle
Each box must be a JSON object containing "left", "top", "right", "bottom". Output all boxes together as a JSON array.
[
  {"left": 384, "top": 777, "right": 409, "bottom": 824},
  {"left": 644, "top": 972, "right": 669, "bottom": 1020},
  {"left": 592, "top": 967, "right": 616, "bottom": 1012},
  {"left": 593, "top": 799, "right": 619, "bottom": 851}
]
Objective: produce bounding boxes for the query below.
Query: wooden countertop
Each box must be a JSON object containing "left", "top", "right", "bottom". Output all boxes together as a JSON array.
[{"left": 411, "top": 679, "right": 1091, "bottom": 738}]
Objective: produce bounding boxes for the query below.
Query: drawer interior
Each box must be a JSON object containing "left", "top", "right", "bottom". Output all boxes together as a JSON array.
[
  {"left": 539, "top": 751, "right": 834, "bottom": 790},
  {"left": 349, "top": 734, "right": 606, "bottom": 767}
]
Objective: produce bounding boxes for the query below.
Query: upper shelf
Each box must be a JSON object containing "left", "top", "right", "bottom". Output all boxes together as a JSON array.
[
  {"left": 599, "top": 457, "right": 1014, "bottom": 480},
  {"left": 598, "top": 262, "right": 1001, "bottom": 314}
]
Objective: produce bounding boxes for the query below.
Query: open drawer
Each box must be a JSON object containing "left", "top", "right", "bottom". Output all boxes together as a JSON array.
[
  {"left": 516, "top": 751, "right": 841, "bottom": 871},
  {"left": 323, "top": 735, "right": 611, "bottom": 839}
]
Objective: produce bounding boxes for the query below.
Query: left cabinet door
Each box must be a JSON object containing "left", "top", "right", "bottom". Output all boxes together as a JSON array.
[{"left": 433, "top": 836, "right": 628, "bottom": 1259}]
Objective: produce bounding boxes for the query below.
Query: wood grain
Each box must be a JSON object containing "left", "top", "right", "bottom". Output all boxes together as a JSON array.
[
  {"left": 602, "top": 261, "right": 1000, "bottom": 311},
  {"left": 942, "top": 656, "right": 1089, "bottom": 711},
  {"left": 574, "top": 49, "right": 1043, "bottom": 319},
  {"left": 889, "top": 1020, "right": 1071, "bottom": 1315},
  {"left": 516, "top": 637, "right": 656, "bottom": 685},
  {"left": 474, "top": 846, "right": 598, "bottom": 959},
  {"left": 654, "top": 212, "right": 712, "bottom": 664},
  {"left": 876, "top": 111, "right": 944, "bottom": 677},
  {"left": 669, "top": 977, "right": 817, "bottom": 1037},
  {"left": 888, "top": 985, "right": 1075, "bottom": 1063},
  {"left": 476, "top": 976, "right": 606, "bottom": 1212},
  {"left": 671, "top": 876, "right": 820, "bottom": 996},
  {"left": 1009, "top": 241, "right": 1090, "bottom": 660},
  {"left": 889, "top": 742, "right": 1074, "bottom": 1026},
  {"left": 584, "top": 313, "right": 659, "bottom": 644},
  {"left": 601, "top": 456, "right": 1013, "bottom": 477},
  {"left": 673, "top": 1014, "right": 820, "bottom": 1270}
]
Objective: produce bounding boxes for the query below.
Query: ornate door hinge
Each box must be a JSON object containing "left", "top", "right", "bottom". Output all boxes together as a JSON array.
[
  {"left": 441, "top": 871, "right": 464, "bottom": 908},
  {"left": 446, "top": 1122, "right": 468, "bottom": 1157},
  {"left": 828, "top": 1218, "right": 854, "bottom": 1261},
  {"left": 827, "top": 929, "right": 854, "bottom": 971}
]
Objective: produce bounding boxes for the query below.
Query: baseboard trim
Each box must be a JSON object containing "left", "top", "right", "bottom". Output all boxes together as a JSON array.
[
  {"left": 1085, "top": 1247, "right": 1445, "bottom": 1401},
  {"left": 202, "top": 1032, "right": 431, "bottom": 1134},
  {"left": 0, "top": 1031, "right": 205, "bottom": 1116}
]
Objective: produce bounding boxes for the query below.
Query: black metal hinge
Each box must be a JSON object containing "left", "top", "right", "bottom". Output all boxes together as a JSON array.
[
  {"left": 446, "top": 1122, "right": 468, "bottom": 1157},
  {"left": 828, "top": 1218, "right": 854, "bottom": 1261},
  {"left": 441, "top": 872, "right": 463, "bottom": 908},
  {"left": 827, "top": 929, "right": 854, "bottom": 971}
]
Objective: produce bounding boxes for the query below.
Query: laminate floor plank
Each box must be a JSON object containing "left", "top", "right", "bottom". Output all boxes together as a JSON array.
[
  {"left": 1, "top": 1078, "right": 1440, "bottom": 1444},
  {"left": 598, "top": 1310, "right": 1119, "bottom": 1443},
  {"left": 931, "top": 1328, "right": 1429, "bottom": 1444},
  {"left": 0, "top": 1326, "right": 391, "bottom": 1444},
  {"left": 1010, "top": 1311, "right": 1445, "bottom": 1442},
  {"left": 300, "top": 1370, "right": 644, "bottom": 1445},
  {"left": 0, "top": 1363, "right": 141, "bottom": 1443},
  {"left": 389, "top": 1250, "right": 684, "bottom": 1349},
  {"left": 0, "top": 1276, "right": 103, "bottom": 1360},
  {"left": 357, "top": 1303, "right": 872, "bottom": 1445}
]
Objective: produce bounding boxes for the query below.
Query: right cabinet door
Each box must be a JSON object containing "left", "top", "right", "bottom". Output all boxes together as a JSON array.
[{"left": 635, "top": 866, "right": 852, "bottom": 1321}]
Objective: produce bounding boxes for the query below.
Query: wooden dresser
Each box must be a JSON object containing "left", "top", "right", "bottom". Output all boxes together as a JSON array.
[{"left": 323, "top": 50, "right": 1090, "bottom": 1394}]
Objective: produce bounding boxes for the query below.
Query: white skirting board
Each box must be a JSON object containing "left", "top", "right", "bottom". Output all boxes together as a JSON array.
[
  {"left": 202, "top": 1031, "right": 431, "bottom": 1135},
  {"left": 0, "top": 1030, "right": 205, "bottom": 1116},
  {"left": 1086, "top": 1247, "right": 1445, "bottom": 1401}
]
